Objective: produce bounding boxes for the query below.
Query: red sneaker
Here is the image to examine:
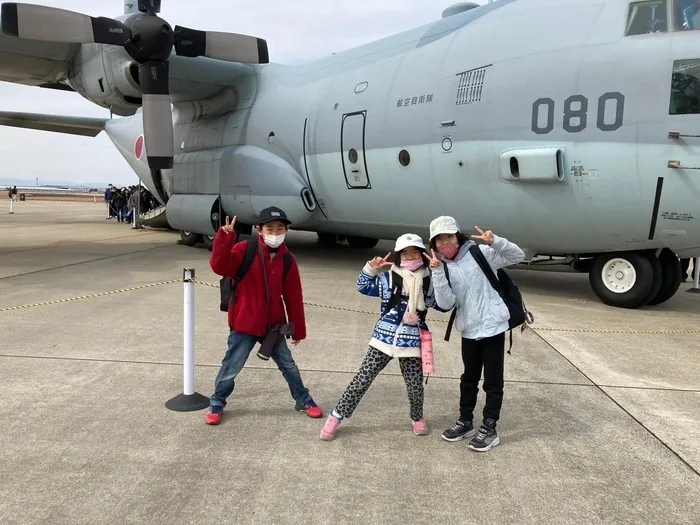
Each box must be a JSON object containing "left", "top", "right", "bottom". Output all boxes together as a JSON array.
[
  {"left": 296, "top": 401, "right": 323, "bottom": 418},
  {"left": 205, "top": 409, "right": 222, "bottom": 425}
]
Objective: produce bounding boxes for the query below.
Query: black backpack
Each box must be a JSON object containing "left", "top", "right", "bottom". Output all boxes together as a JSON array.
[
  {"left": 219, "top": 240, "right": 293, "bottom": 312},
  {"left": 443, "top": 244, "right": 532, "bottom": 353}
]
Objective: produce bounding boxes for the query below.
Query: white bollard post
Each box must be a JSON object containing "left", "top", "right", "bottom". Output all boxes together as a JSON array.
[
  {"left": 165, "top": 268, "right": 211, "bottom": 412},
  {"left": 688, "top": 257, "right": 700, "bottom": 294},
  {"left": 183, "top": 268, "right": 195, "bottom": 395},
  {"left": 8, "top": 198, "right": 13, "bottom": 214}
]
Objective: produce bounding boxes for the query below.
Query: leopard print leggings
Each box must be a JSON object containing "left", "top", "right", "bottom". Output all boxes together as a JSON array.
[{"left": 335, "top": 346, "right": 424, "bottom": 421}]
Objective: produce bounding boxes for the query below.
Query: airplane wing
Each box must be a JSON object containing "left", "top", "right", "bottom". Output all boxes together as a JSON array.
[
  {"left": 0, "top": 32, "right": 76, "bottom": 90},
  {"left": 0, "top": 111, "right": 105, "bottom": 136}
]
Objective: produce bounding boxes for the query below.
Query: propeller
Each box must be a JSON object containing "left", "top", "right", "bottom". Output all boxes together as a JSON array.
[{"left": 0, "top": 0, "right": 269, "bottom": 171}]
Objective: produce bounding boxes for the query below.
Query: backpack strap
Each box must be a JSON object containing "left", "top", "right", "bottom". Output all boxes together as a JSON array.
[
  {"left": 236, "top": 239, "right": 259, "bottom": 285},
  {"left": 443, "top": 264, "right": 457, "bottom": 342},
  {"left": 383, "top": 270, "right": 403, "bottom": 316},
  {"left": 282, "top": 251, "right": 293, "bottom": 281},
  {"left": 468, "top": 245, "right": 503, "bottom": 297}
]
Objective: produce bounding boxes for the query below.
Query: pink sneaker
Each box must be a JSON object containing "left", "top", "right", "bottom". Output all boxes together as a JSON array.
[
  {"left": 412, "top": 419, "right": 429, "bottom": 436},
  {"left": 320, "top": 413, "right": 342, "bottom": 441}
]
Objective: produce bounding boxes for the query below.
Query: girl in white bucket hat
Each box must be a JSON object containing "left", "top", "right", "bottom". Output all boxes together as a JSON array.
[
  {"left": 424, "top": 216, "right": 526, "bottom": 452},
  {"left": 320, "top": 233, "right": 448, "bottom": 441}
]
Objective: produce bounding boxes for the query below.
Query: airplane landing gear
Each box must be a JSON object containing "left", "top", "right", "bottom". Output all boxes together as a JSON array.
[
  {"left": 202, "top": 234, "right": 215, "bottom": 251},
  {"left": 317, "top": 233, "right": 337, "bottom": 246},
  {"left": 180, "top": 231, "right": 201, "bottom": 247},
  {"left": 589, "top": 252, "right": 656, "bottom": 308},
  {"left": 346, "top": 236, "right": 379, "bottom": 249},
  {"left": 647, "top": 249, "right": 682, "bottom": 305},
  {"left": 589, "top": 250, "right": 682, "bottom": 308}
]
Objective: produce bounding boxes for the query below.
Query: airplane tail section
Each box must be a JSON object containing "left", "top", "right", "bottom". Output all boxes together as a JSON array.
[{"left": 0, "top": 111, "right": 106, "bottom": 137}]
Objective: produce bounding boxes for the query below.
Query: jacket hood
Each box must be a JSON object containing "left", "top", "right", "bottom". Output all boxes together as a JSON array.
[{"left": 453, "top": 240, "right": 476, "bottom": 262}]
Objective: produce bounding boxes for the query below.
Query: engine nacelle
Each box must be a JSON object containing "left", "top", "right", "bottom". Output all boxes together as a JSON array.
[
  {"left": 164, "top": 145, "right": 317, "bottom": 235},
  {"left": 66, "top": 44, "right": 142, "bottom": 116}
]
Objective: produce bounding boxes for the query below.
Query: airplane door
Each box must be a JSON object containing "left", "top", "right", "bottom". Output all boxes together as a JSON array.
[{"left": 340, "top": 111, "right": 371, "bottom": 189}]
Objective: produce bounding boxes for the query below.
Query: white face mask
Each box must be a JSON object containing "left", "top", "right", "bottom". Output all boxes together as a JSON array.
[{"left": 263, "top": 234, "right": 285, "bottom": 248}]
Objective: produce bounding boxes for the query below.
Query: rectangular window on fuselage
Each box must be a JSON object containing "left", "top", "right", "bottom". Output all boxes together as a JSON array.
[
  {"left": 670, "top": 59, "right": 700, "bottom": 114},
  {"left": 626, "top": 0, "right": 668, "bottom": 35}
]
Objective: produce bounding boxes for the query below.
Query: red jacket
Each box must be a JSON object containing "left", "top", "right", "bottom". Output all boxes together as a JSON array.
[{"left": 209, "top": 229, "right": 306, "bottom": 341}]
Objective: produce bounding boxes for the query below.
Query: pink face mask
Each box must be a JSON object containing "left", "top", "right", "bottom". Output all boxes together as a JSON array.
[
  {"left": 438, "top": 243, "right": 459, "bottom": 260},
  {"left": 400, "top": 259, "right": 424, "bottom": 272}
]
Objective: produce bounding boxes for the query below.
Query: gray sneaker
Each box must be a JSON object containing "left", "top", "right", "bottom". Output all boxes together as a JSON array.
[
  {"left": 441, "top": 420, "right": 476, "bottom": 442},
  {"left": 468, "top": 419, "right": 500, "bottom": 452}
]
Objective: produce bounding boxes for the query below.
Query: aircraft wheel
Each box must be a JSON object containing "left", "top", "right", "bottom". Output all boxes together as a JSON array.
[
  {"left": 346, "top": 236, "right": 379, "bottom": 249},
  {"left": 180, "top": 230, "right": 201, "bottom": 247},
  {"left": 647, "top": 249, "right": 682, "bottom": 306},
  {"left": 589, "top": 252, "right": 655, "bottom": 308},
  {"left": 317, "top": 233, "right": 337, "bottom": 246},
  {"left": 642, "top": 252, "right": 663, "bottom": 306},
  {"left": 202, "top": 234, "right": 215, "bottom": 251}
]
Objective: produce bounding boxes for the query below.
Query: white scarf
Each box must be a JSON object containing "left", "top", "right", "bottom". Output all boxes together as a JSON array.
[{"left": 391, "top": 265, "right": 429, "bottom": 324}]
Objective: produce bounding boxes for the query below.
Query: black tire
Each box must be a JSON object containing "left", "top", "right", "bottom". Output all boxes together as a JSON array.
[
  {"left": 180, "top": 231, "right": 201, "bottom": 247},
  {"left": 647, "top": 249, "right": 682, "bottom": 306},
  {"left": 346, "top": 236, "right": 379, "bottom": 249},
  {"left": 317, "top": 232, "right": 337, "bottom": 246},
  {"left": 589, "top": 252, "right": 655, "bottom": 308},
  {"left": 642, "top": 252, "right": 663, "bottom": 306},
  {"left": 202, "top": 234, "right": 215, "bottom": 251}
]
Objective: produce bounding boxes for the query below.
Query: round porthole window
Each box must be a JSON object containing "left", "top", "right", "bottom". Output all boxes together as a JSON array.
[
  {"left": 348, "top": 148, "right": 358, "bottom": 164},
  {"left": 399, "top": 149, "right": 410, "bottom": 166}
]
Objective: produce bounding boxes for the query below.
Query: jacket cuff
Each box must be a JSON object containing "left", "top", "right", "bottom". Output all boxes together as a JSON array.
[
  {"left": 362, "top": 262, "right": 380, "bottom": 276},
  {"left": 490, "top": 234, "right": 505, "bottom": 250}
]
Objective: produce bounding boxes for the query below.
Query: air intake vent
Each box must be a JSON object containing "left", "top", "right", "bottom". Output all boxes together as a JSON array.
[{"left": 456, "top": 66, "right": 489, "bottom": 105}]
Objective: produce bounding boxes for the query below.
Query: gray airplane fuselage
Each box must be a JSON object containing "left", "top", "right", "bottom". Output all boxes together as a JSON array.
[{"left": 102, "top": 0, "right": 699, "bottom": 259}]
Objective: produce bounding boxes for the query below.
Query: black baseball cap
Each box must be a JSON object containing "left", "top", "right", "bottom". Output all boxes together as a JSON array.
[{"left": 258, "top": 206, "right": 291, "bottom": 226}]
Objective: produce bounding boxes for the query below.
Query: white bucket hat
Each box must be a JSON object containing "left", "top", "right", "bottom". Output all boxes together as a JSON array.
[
  {"left": 394, "top": 233, "right": 426, "bottom": 252},
  {"left": 429, "top": 216, "right": 460, "bottom": 241}
]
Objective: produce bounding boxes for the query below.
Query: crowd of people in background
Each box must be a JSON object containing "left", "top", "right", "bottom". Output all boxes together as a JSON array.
[{"left": 104, "top": 183, "right": 158, "bottom": 222}]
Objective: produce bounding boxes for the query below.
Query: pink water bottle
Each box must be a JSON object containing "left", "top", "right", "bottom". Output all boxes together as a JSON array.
[{"left": 420, "top": 330, "right": 434, "bottom": 374}]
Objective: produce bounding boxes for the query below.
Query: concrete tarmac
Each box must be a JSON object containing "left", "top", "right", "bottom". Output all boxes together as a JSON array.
[{"left": 1, "top": 200, "right": 699, "bottom": 525}]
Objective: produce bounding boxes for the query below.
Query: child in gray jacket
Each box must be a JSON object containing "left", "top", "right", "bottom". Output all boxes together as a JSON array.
[{"left": 424, "top": 216, "right": 525, "bottom": 452}]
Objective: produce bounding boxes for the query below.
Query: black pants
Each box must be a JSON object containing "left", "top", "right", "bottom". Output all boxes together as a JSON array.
[{"left": 459, "top": 332, "right": 505, "bottom": 423}]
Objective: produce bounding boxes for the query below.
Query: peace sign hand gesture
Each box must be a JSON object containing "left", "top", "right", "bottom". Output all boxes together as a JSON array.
[
  {"left": 422, "top": 249, "right": 442, "bottom": 269},
  {"left": 369, "top": 252, "right": 393, "bottom": 270},
  {"left": 221, "top": 216, "right": 237, "bottom": 234},
  {"left": 471, "top": 226, "right": 494, "bottom": 246}
]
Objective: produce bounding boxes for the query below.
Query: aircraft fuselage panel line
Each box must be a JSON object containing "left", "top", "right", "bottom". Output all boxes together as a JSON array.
[{"left": 649, "top": 177, "right": 664, "bottom": 241}]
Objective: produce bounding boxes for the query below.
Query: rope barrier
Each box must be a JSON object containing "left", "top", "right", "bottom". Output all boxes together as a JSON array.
[{"left": 0, "top": 274, "right": 698, "bottom": 335}]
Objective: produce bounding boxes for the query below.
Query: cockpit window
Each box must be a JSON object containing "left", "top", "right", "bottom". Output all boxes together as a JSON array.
[
  {"left": 675, "top": 0, "right": 700, "bottom": 29},
  {"left": 626, "top": 0, "right": 668, "bottom": 35},
  {"left": 670, "top": 59, "right": 700, "bottom": 114}
]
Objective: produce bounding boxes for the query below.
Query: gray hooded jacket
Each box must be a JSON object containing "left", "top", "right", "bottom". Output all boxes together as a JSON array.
[{"left": 431, "top": 235, "right": 526, "bottom": 340}]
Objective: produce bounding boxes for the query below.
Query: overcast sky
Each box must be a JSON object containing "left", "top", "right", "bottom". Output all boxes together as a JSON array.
[{"left": 0, "top": 0, "right": 488, "bottom": 186}]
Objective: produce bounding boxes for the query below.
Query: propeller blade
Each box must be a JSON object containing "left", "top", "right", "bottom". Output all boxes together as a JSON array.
[
  {"left": 138, "top": 60, "right": 174, "bottom": 171},
  {"left": 174, "top": 26, "right": 269, "bottom": 64},
  {"left": 138, "top": 0, "right": 161, "bottom": 13},
  {"left": 1, "top": 3, "right": 130, "bottom": 45}
]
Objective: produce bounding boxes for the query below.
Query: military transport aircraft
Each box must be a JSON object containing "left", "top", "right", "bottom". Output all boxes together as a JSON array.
[{"left": 0, "top": 0, "right": 698, "bottom": 310}]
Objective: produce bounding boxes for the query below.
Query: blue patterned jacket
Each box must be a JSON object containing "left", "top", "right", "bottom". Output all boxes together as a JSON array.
[{"left": 357, "top": 263, "right": 448, "bottom": 358}]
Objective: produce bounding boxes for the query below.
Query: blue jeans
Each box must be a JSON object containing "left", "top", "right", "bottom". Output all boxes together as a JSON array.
[{"left": 210, "top": 331, "right": 313, "bottom": 410}]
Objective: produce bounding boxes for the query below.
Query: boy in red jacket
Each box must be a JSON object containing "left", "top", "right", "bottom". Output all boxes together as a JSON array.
[{"left": 205, "top": 206, "right": 322, "bottom": 425}]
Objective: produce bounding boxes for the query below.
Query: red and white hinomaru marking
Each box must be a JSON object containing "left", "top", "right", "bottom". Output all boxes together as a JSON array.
[{"left": 134, "top": 135, "right": 144, "bottom": 160}]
